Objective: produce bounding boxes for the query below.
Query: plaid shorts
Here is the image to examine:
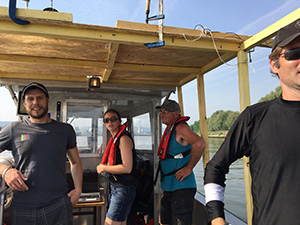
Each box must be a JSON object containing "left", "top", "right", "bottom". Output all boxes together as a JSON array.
[{"left": 9, "top": 196, "right": 73, "bottom": 225}]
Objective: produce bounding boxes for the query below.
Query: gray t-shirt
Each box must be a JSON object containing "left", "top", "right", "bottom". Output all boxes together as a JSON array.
[{"left": 0, "top": 118, "right": 76, "bottom": 208}]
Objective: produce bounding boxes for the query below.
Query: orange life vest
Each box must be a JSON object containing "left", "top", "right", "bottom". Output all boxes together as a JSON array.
[
  {"left": 157, "top": 116, "right": 190, "bottom": 160},
  {"left": 101, "top": 122, "right": 128, "bottom": 165}
]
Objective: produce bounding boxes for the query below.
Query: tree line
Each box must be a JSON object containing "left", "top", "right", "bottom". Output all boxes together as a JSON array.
[{"left": 190, "top": 86, "right": 282, "bottom": 133}]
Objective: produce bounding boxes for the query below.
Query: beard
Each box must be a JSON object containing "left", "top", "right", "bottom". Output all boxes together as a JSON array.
[{"left": 26, "top": 105, "right": 48, "bottom": 119}]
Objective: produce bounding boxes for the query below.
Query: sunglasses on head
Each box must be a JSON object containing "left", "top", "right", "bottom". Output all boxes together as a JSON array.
[
  {"left": 103, "top": 117, "right": 119, "bottom": 123},
  {"left": 280, "top": 47, "right": 300, "bottom": 61}
]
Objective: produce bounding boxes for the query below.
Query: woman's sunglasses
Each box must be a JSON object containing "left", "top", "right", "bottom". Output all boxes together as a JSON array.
[
  {"left": 103, "top": 117, "right": 119, "bottom": 123},
  {"left": 280, "top": 47, "right": 300, "bottom": 61}
]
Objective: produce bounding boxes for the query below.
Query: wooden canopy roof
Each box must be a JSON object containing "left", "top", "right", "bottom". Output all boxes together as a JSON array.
[
  {"left": 0, "top": 6, "right": 299, "bottom": 94},
  {"left": 0, "top": 6, "right": 255, "bottom": 94}
]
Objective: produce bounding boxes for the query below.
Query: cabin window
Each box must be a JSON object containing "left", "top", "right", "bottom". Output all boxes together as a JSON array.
[
  {"left": 132, "top": 113, "right": 152, "bottom": 150},
  {"left": 67, "top": 104, "right": 103, "bottom": 154}
]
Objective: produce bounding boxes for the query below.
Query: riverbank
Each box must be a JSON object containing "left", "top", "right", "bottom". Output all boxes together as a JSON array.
[{"left": 207, "top": 130, "right": 228, "bottom": 138}]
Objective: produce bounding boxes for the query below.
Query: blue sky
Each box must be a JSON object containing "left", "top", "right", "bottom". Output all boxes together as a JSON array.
[{"left": 0, "top": 0, "right": 300, "bottom": 123}]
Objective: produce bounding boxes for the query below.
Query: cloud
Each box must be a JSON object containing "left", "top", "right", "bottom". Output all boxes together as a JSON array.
[
  {"left": 129, "top": 1, "right": 147, "bottom": 23},
  {"left": 238, "top": 1, "right": 300, "bottom": 35}
]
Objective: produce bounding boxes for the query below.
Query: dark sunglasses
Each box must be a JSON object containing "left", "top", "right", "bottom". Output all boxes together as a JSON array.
[
  {"left": 159, "top": 109, "right": 175, "bottom": 114},
  {"left": 280, "top": 48, "right": 300, "bottom": 61},
  {"left": 103, "top": 117, "right": 119, "bottom": 123}
]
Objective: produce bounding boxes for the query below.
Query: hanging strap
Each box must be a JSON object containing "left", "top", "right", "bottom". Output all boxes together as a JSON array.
[
  {"left": 154, "top": 162, "right": 161, "bottom": 185},
  {"left": 154, "top": 162, "right": 188, "bottom": 185}
]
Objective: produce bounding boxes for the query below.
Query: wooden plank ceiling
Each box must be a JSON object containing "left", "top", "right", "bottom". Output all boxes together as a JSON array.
[{"left": 0, "top": 7, "right": 253, "bottom": 91}]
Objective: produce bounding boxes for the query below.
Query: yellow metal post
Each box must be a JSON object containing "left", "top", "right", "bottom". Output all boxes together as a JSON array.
[
  {"left": 237, "top": 50, "right": 253, "bottom": 225},
  {"left": 196, "top": 73, "right": 209, "bottom": 168}
]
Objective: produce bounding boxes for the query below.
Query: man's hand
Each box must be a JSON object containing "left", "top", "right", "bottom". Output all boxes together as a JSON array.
[
  {"left": 68, "top": 188, "right": 82, "bottom": 206},
  {"left": 4, "top": 168, "right": 28, "bottom": 191},
  {"left": 211, "top": 217, "right": 226, "bottom": 225},
  {"left": 175, "top": 166, "right": 192, "bottom": 182}
]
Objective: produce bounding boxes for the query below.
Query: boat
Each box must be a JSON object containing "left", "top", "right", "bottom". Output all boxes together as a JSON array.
[{"left": 0, "top": 1, "right": 300, "bottom": 224}]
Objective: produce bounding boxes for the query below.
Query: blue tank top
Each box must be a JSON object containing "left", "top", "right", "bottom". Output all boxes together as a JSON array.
[{"left": 160, "top": 124, "right": 196, "bottom": 191}]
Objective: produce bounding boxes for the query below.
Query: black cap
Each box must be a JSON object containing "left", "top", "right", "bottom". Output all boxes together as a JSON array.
[
  {"left": 22, "top": 82, "right": 49, "bottom": 99},
  {"left": 272, "top": 19, "right": 300, "bottom": 51},
  {"left": 156, "top": 100, "right": 181, "bottom": 112}
]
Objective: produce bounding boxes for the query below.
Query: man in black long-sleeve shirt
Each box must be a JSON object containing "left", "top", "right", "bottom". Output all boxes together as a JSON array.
[{"left": 204, "top": 19, "right": 300, "bottom": 225}]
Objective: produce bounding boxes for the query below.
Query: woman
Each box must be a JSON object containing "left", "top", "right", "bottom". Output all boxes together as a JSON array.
[{"left": 97, "top": 109, "right": 136, "bottom": 225}]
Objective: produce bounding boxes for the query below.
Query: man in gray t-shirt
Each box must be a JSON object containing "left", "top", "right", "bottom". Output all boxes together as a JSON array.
[{"left": 0, "top": 82, "right": 82, "bottom": 225}]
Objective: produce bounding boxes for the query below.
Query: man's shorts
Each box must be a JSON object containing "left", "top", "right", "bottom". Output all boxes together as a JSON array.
[
  {"left": 9, "top": 196, "right": 73, "bottom": 225},
  {"left": 160, "top": 188, "right": 196, "bottom": 225},
  {"left": 106, "top": 185, "right": 136, "bottom": 222}
]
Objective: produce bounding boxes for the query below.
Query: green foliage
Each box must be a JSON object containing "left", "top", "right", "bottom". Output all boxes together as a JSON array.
[
  {"left": 190, "top": 120, "right": 200, "bottom": 133},
  {"left": 190, "top": 110, "right": 239, "bottom": 132},
  {"left": 258, "top": 86, "right": 282, "bottom": 102},
  {"left": 207, "top": 110, "right": 239, "bottom": 131},
  {"left": 190, "top": 86, "right": 282, "bottom": 133},
  {"left": 225, "top": 111, "right": 239, "bottom": 129}
]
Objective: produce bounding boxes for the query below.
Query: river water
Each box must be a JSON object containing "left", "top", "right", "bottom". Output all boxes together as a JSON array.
[
  {"left": 195, "top": 138, "right": 247, "bottom": 222},
  {"left": 0, "top": 136, "right": 247, "bottom": 222}
]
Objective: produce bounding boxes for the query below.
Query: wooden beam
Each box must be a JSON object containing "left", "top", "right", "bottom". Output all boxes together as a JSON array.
[
  {"left": 117, "top": 20, "right": 251, "bottom": 42},
  {"left": 201, "top": 52, "right": 237, "bottom": 74},
  {"left": 0, "top": 72, "right": 179, "bottom": 86},
  {"left": 177, "top": 86, "right": 184, "bottom": 115},
  {"left": 0, "top": 6, "right": 73, "bottom": 23},
  {"left": 164, "top": 37, "right": 241, "bottom": 52},
  {"left": 107, "top": 78, "right": 178, "bottom": 86},
  {"left": 242, "top": 7, "right": 300, "bottom": 51},
  {"left": 0, "top": 54, "right": 106, "bottom": 68},
  {"left": 113, "top": 63, "right": 201, "bottom": 74},
  {"left": 103, "top": 43, "right": 119, "bottom": 81},
  {"left": 237, "top": 51, "right": 251, "bottom": 110},
  {"left": 196, "top": 73, "right": 209, "bottom": 168},
  {"left": 177, "top": 54, "right": 237, "bottom": 86},
  {"left": 0, "top": 72, "right": 85, "bottom": 82},
  {"left": 0, "top": 77, "right": 176, "bottom": 91},
  {"left": 0, "top": 54, "right": 201, "bottom": 74},
  {"left": 178, "top": 73, "right": 197, "bottom": 86},
  {"left": 237, "top": 50, "right": 253, "bottom": 225},
  {"left": 0, "top": 20, "right": 242, "bottom": 52}
]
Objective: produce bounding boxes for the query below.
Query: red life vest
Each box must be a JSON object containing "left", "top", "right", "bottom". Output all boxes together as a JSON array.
[
  {"left": 157, "top": 116, "right": 190, "bottom": 160},
  {"left": 100, "top": 122, "right": 128, "bottom": 165}
]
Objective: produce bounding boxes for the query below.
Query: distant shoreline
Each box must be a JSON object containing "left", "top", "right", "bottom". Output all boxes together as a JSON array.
[
  {"left": 207, "top": 131, "right": 228, "bottom": 138},
  {"left": 208, "top": 135, "right": 226, "bottom": 138},
  {"left": 1, "top": 121, "right": 229, "bottom": 139}
]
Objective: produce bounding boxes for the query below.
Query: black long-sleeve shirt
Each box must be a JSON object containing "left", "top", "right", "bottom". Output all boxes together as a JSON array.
[{"left": 204, "top": 97, "right": 300, "bottom": 225}]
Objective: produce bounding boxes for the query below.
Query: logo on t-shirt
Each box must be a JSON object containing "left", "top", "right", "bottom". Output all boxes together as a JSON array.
[{"left": 21, "top": 134, "right": 30, "bottom": 141}]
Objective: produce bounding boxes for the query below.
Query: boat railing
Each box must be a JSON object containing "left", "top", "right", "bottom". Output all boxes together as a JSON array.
[{"left": 194, "top": 192, "right": 247, "bottom": 225}]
